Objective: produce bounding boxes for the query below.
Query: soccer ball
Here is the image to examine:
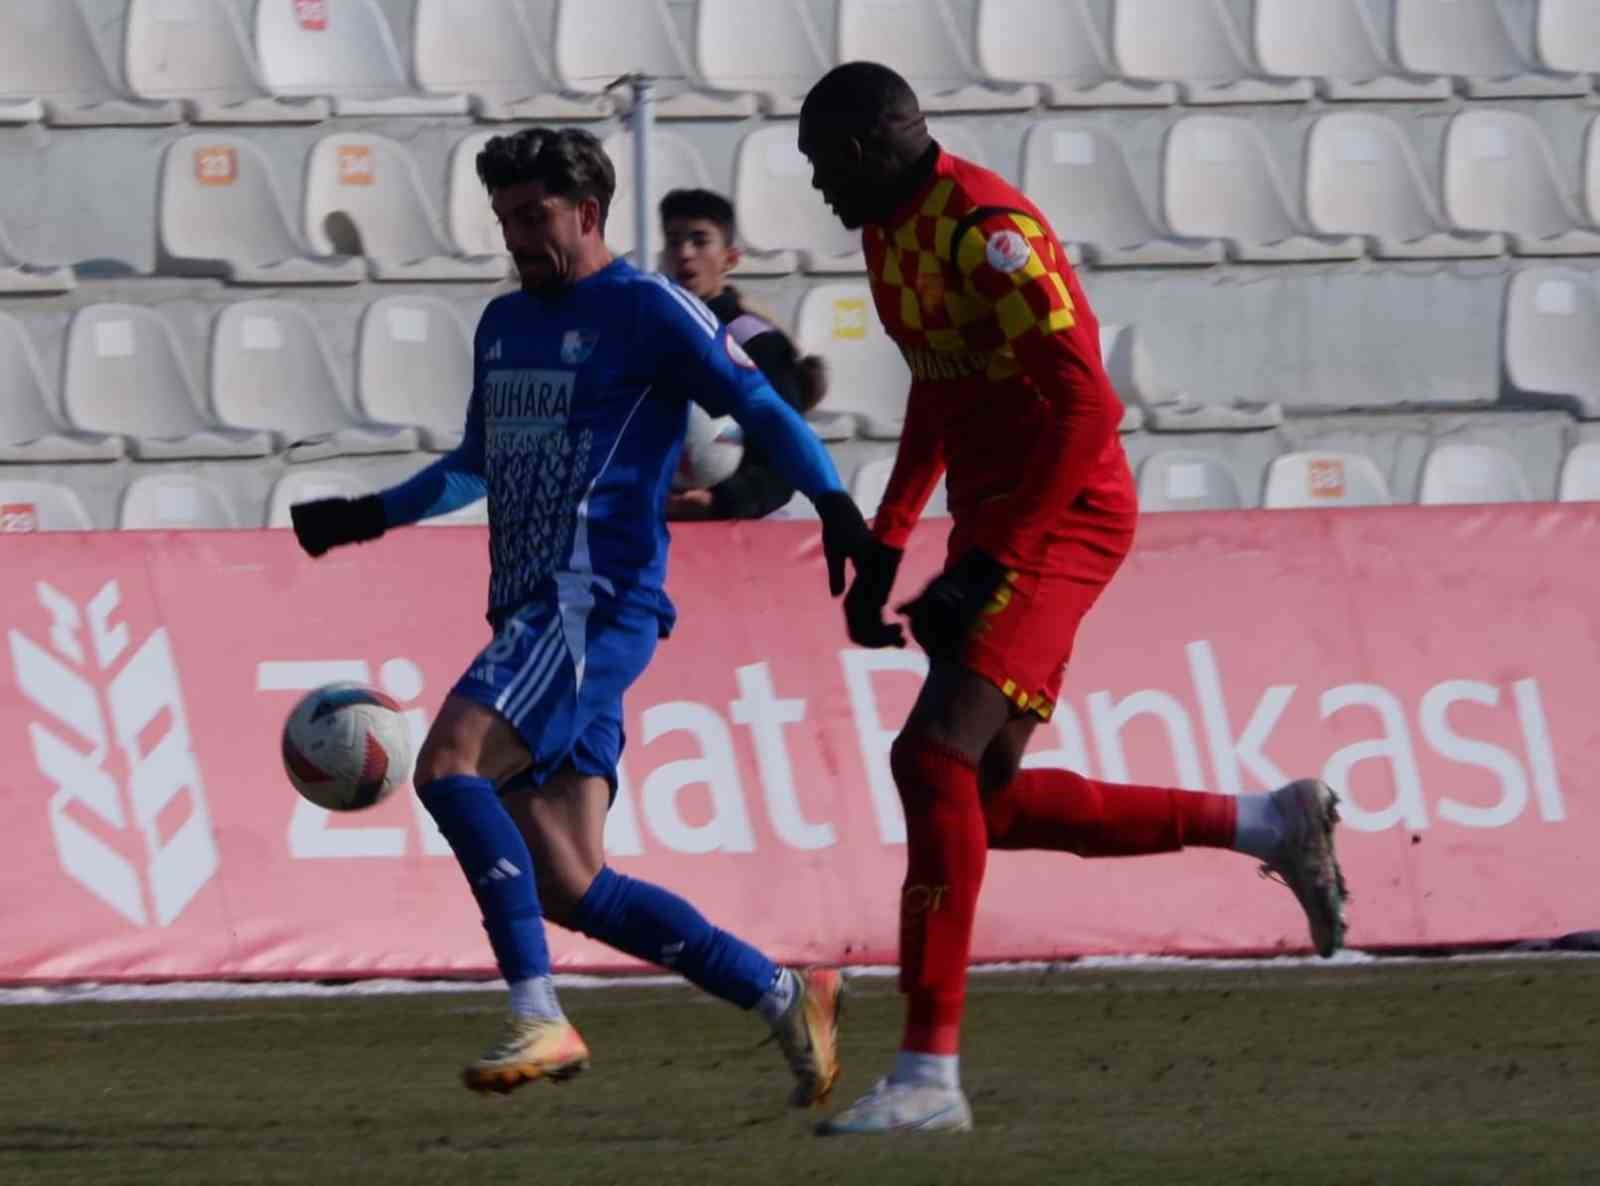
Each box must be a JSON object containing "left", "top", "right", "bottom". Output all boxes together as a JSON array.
[
  {"left": 281, "top": 682, "right": 414, "bottom": 812},
  {"left": 672, "top": 405, "right": 744, "bottom": 492}
]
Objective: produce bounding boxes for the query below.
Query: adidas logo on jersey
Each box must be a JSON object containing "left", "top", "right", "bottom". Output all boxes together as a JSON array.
[{"left": 485, "top": 339, "right": 503, "bottom": 362}]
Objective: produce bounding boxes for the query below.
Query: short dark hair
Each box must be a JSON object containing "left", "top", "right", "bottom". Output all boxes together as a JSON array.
[
  {"left": 476, "top": 128, "right": 616, "bottom": 227},
  {"left": 659, "top": 188, "right": 736, "bottom": 242},
  {"left": 800, "top": 61, "right": 921, "bottom": 140}
]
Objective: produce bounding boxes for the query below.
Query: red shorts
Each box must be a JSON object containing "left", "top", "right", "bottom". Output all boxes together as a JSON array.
[{"left": 958, "top": 510, "right": 1136, "bottom": 720}]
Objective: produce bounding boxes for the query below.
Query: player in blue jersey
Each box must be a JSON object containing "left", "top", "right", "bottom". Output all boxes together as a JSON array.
[{"left": 289, "top": 128, "right": 873, "bottom": 1107}]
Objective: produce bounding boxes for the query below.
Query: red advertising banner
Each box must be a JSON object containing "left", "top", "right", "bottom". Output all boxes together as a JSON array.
[{"left": 2, "top": 506, "right": 1597, "bottom": 983}]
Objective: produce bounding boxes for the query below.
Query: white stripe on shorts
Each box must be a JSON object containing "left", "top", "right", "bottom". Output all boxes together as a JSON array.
[
  {"left": 493, "top": 616, "right": 561, "bottom": 716},
  {"left": 503, "top": 620, "right": 572, "bottom": 725}
]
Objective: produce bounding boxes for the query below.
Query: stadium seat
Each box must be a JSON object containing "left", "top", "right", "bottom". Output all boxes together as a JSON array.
[
  {"left": 0, "top": 215, "right": 74, "bottom": 294},
  {"left": 837, "top": 0, "right": 1038, "bottom": 112},
  {"left": 448, "top": 132, "right": 503, "bottom": 259},
  {"left": 124, "top": 0, "right": 328, "bottom": 123},
  {"left": 1113, "top": 0, "right": 1313, "bottom": 105},
  {"left": 412, "top": 0, "right": 612, "bottom": 120},
  {"left": 357, "top": 296, "right": 472, "bottom": 452},
  {"left": 0, "top": 0, "right": 181, "bottom": 126},
  {"left": 1253, "top": 0, "right": 1452, "bottom": 102},
  {"left": 1021, "top": 122, "right": 1223, "bottom": 267},
  {"left": 553, "top": 0, "right": 757, "bottom": 118},
  {"left": 119, "top": 474, "right": 240, "bottom": 530},
  {"left": 733, "top": 127, "right": 857, "bottom": 274},
  {"left": 1262, "top": 451, "right": 1391, "bottom": 508},
  {"left": 1586, "top": 115, "right": 1600, "bottom": 224},
  {"left": 1394, "top": 0, "right": 1589, "bottom": 98},
  {"left": 604, "top": 130, "right": 718, "bottom": 264},
  {"left": 1537, "top": 0, "right": 1600, "bottom": 76},
  {"left": 1442, "top": 111, "right": 1600, "bottom": 256},
  {"left": 1557, "top": 441, "right": 1600, "bottom": 501},
  {"left": 927, "top": 121, "right": 991, "bottom": 172},
  {"left": 795, "top": 284, "right": 909, "bottom": 440},
  {"left": 1163, "top": 117, "right": 1364, "bottom": 263},
  {"left": 0, "top": 312, "right": 120, "bottom": 463},
  {"left": 255, "top": 0, "right": 469, "bottom": 115},
  {"left": 0, "top": 480, "right": 94, "bottom": 533},
  {"left": 1101, "top": 323, "right": 1278, "bottom": 431},
  {"left": 1304, "top": 113, "right": 1504, "bottom": 259},
  {"left": 158, "top": 135, "right": 364, "bottom": 285},
  {"left": 694, "top": 0, "right": 831, "bottom": 116},
  {"left": 210, "top": 300, "right": 420, "bottom": 463},
  {"left": 975, "top": 0, "right": 1175, "bottom": 107},
  {"left": 1418, "top": 444, "right": 1530, "bottom": 505},
  {"left": 62, "top": 304, "right": 272, "bottom": 461},
  {"left": 265, "top": 469, "right": 370, "bottom": 527},
  {"left": 1502, "top": 269, "right": 1600, "bottom": 419},
  {"left": 304, "top": 133, "right": 508, "bottom": 283},
  {"left": 1137, "top": 451, "right": 1248, "bottom": 512}
]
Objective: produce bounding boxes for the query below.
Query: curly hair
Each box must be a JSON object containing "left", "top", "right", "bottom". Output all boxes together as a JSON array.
[{"left": 476, "top": 127, "right": 616, "bottom": 227}]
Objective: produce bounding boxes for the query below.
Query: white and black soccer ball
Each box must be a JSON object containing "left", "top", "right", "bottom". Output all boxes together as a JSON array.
[
  {"left": 672, "top": 405, "right": 744, "bottom": 492},
  {"left": 281, "top": 682, "right": 413, "bottom": 812}
]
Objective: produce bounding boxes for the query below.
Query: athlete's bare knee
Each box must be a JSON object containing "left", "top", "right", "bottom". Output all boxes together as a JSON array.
[
  {"left": 414, "top": 732, "right": 477, "bottom": 786},
  {"left": 537, "top": 865, "right": 600, "bottom": 927}
]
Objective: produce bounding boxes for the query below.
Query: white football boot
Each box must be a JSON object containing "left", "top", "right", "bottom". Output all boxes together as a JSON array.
[
  {"left": 1260, "top": 778, "right": 1349, "bottom": 957},
  {"left": 817, "top": 1078, "right": 974, "bottom": 1136}
]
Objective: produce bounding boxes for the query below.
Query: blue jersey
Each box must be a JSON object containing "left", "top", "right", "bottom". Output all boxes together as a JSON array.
[{"left": 379, "top": 259, "right": 843, "bottom": 629}]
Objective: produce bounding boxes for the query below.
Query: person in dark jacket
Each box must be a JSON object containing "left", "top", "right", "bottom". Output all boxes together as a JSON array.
[{"left": 658, "top": 188, "right": 828, "bottom": 520}]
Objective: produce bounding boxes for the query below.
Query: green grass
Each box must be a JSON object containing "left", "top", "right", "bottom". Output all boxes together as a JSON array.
[{"left": 4, "top": 959, "right": 1600, "bottom": 1186}]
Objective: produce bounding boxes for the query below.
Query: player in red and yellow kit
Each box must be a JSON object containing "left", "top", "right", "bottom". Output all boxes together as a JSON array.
[{"left": 799, "top": 63, "right": 1350, "bottom": 1135}]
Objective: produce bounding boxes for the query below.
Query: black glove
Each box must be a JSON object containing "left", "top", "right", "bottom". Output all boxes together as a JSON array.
[
  {"left": 896, "top": 549, "right": 1010, "bottom": 658},
  {"left": 290, "top": 495, "right": 387, "bottom": 558},
  {"left": 844, "top": 539, "right": 905, "bottom": 648},
  {"left": 814, "top": 490, "right": 874, "bottom": 597}
]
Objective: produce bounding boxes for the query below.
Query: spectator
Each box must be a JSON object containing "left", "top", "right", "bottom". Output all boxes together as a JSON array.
[{"left": 659, "top": 188, "right": 827, "bottom": 520}]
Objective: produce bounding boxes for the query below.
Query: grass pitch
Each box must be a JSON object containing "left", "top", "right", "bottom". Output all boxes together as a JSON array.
[{"left": 4, "top": 958, "right": 1599, "bottom": 1186}]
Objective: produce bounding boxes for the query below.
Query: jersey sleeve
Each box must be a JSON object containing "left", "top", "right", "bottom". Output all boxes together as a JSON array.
[
  {"left": 954, "top": 212, "right": 1124, "bottom": 570},
  {"left": 871, "top": 380, "right": 944, "bottom": 549},
  {"left": 639, "top": 278, "right": 845, "bottom": 503},
  {"left": 378, "top": 318, "right": 489, "bottom": 527}
]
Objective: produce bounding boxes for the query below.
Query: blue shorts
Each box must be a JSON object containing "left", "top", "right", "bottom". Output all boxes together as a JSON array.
[{"left": 452, "top": 596, "right": 658, "bottom": 792}]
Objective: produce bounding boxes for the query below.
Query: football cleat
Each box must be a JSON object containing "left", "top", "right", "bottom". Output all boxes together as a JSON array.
[
  {"left": 461, "top": 1015, "right": 590, "bottom": 1094},
  {"left": 1260, "top": 778, "right": 1350, "bottom": 958},
  {"left": 768, "top": 967, "right": 845, "bottom": 1107},
  {"left": 817, "top": 1078, "right": 974, "bottom": 1135}
]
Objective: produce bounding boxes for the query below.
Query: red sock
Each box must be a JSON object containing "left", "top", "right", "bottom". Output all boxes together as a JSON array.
[
  {"left": 983, "top": 768, "right": 1237, "bottom": 855},
  {"left": 891, "top": 735, "right": 987, "bottom": 1056}
]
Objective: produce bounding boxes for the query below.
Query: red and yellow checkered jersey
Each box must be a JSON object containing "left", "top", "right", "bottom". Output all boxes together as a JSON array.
[{"left": 863, "top": 150, "right": 1135, "bottom": 572}]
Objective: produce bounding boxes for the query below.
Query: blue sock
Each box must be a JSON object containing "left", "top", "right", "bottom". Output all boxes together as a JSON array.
[
  {"left": 419, "top": 775, "right": 550, "bottom": 982},
  {"left": 572, "top": 867, "right": 779, "bottom": 1009}
]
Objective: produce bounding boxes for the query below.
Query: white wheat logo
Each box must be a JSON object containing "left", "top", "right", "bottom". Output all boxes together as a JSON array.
[{"left": 7, "top": 580, "right": 218, "bottom": 926}]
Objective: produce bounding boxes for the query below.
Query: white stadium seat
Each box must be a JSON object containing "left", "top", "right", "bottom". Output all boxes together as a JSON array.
[
  {"left": 124, "top": 0, "right": 327, "bottom": 123},
  {"left": 1586, "top": 115, "right": 1600, "bottom": 224},
  {"left": 553, "top": 0, "right": 756, "bottom": 118},
  {"left": 63, "top": 304, "right": 272, "bottom": 461},
  {"left": 1502, "top": 269, "right": 1600, "bottom": 419},
  {"left": 0, "top": 481, "right": 94, "bottom": 533},
  {"left": 1305, "top": 113, "right": 1504, "bottom": 259},
  {"left": 412, "top": 0, "right": 611, "bottom": 120},
  {"left": 0, "top": 0, "right": 180, "bottom": 126},
  {"left": 837, "top": 0, "right": 1038, "bottom": 112},
  {"left": 0, "top": 312, "right": 121, "bottom": 463},
  {"left": 357, "top": 296, "right": 473, "bottom": 453},
  {"left": 927, "top": 121, "right": 991, "bottom": 172},
  {"left": 1557, "top": 442, "right": 1600, "bottom": 501},
  {"left": 603, "top": 130, "right": 717, "bottom": 264},
  {"left": 119, "top": 475, "right": 240, "bottom": 531},
  {"left": 1443, "top": 111, "right": 1600, "bottom": 256},
  {"left": 734, "top": 127, "right": 857, "bottom": 275},
  {"left": 210, "top": 300, "right": 420, "bottom": 463},
  {"left": 1253, "top": 0, "right": 1452, "bottom": 102},
  {"left": 1394, "top": 0, "right": 1589, "bottom": 98},
  {"left": 255, "top": 0, "right": 469, "bottom": 116},
  {"left": 1100, "top": 323, "right": 1278, "bottom": 431},
  {"left": 159, "top": 135, "right": 364, "bottom": 285},
  {"left": 448, "top": 132, "right": 503, "bottom": 259},
  {"left": 0, "top": 214, "right": 74, "bottom": 294},
  {"left": 1262, "top": 451, "right": 1392, "bottom": 508},
  {"left": 1021, "top": 122, "right": 1223, "bottom": 268},
  {"left": 975, "top": 0, "right": 1175, "bottom": 108},
  {"left": 1113, "top": 0, "right": 1313, "bottom": 105},
  {"left": 1418, "top": 444, "right": 1530, "bottom": 505},
  {"left": 795, "top": 283, "right": 910, "bottom": 440},
  {"left": 265, "top": 469, "right": 370, "bottom": 527},
  {"left": 1137, "top": 451, "right": 1247, "bottom": 512},
  {"left": 1538, "top": 0, "right": 1600, "bottom": 75},
  {"left": 1163, "top": 116, "right": 1364, "bottom": 263},
  {"left": 304, "top": 133, "right": 508, "bottom": 283},
  {"left": 694, "top": 0, "right": 831, "bottom": 116}
]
